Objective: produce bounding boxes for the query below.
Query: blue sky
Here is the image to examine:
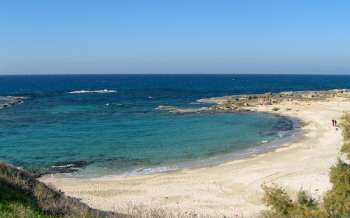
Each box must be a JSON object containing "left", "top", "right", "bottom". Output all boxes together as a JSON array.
[{"left": 0, "top": 0, "right": 349, "bottom": 74}]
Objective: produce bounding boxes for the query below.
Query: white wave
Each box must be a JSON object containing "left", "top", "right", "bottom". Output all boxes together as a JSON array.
[
  {"left": 278, "top": 131, "right": 288, "bottom": 138},
  {"left": 123, "top": 166, "right": 179, "bottom": 176},
  {"left": 155, "top": 105, "right": 177, "bottom": 111},
  {"left": 68, "top": 89, "right": 117, "bottom": 94}
]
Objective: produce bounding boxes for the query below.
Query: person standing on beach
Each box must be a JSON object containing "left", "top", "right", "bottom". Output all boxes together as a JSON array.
[{"left": 332, "top": 119, "right": 335, "bottom": 126}]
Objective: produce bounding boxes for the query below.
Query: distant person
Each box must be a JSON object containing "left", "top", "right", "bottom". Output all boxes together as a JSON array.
[
  {"left": 335, "top": 119, "right": 338, "bottom": 127},
  {"left": 332, "top": 119, "right": 335, "bottom": 127}
]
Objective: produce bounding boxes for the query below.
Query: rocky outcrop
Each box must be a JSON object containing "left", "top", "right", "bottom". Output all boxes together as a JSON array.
[
  {"left": 159, "top": 89, "right": 350, "bottom": 114},
  {"left": 156, "top": 105, "right": 211, "bottom": 113},
  {"left": 0, "top": 96, "right": 26, "bottom": 110}
]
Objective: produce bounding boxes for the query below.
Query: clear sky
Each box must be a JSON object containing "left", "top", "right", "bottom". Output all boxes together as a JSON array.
[{"left": 0, "top": 0, "right": 349, "bottom": 74}]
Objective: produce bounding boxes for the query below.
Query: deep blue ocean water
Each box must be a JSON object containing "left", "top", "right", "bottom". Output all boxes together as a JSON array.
[{"left": 1, "top": 74, "right": 350, "bottom": 177}]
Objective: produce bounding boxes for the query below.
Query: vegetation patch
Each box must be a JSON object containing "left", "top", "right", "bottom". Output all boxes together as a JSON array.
[
  {"left": 0, "top": 181, "right": 55, "bottom": 218},
  {"left": 0, "top": 163, "right": 126, "bottom": 218}
]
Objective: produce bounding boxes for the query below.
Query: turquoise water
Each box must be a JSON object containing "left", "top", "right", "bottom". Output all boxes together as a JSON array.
[
  {"left": 5, "top": 74, "right": 347, "bottom": 176},
  {"left": 0, "top": 101, "right": 288, "bottom": 176}
]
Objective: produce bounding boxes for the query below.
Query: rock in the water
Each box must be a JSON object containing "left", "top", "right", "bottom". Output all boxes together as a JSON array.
[
  {"left": 0, "top": 96, "right": 26, "bottom": 110},
  {"left": 32, "top": 160, "right": 90, "bottom": 177}
]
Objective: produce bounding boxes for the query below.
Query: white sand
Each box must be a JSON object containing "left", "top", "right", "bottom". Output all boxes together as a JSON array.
[{"left": 41, "top": 98, "right": 349, "bottom": 217}]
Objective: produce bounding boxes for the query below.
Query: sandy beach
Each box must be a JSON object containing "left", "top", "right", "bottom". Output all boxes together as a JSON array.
[{"left": 40, "top": 97, "right": 349, "bottom": 217}]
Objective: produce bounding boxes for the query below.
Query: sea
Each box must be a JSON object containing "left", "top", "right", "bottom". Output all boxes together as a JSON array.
[{"left": 0, "top": 74, "right": 349, "bottom": 177}]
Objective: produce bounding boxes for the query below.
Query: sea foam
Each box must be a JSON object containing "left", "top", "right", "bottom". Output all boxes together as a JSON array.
[{"left": 68, "top": 89, "right": 117, "bottom": 94}]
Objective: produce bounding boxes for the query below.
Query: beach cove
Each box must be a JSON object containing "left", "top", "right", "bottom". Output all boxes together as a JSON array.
[
  {"left": 0, "top": 75, "right": 304, "bottom": 177},
  {"left": 40, "top": 91, "right": 348, "bottom": 217}
]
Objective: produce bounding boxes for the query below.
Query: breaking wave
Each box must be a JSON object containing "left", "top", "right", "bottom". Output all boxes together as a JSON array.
[{"left": 68, "top": 89, "right": 117, "bottom": 94}]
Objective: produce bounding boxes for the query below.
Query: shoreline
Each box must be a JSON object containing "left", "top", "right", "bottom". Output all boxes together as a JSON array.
[
  {"left": 40, "top": 95, "right": 348, "bottom": 217},
  {"left": 72, "top": 113, "right": 302, "bottom": 178}
]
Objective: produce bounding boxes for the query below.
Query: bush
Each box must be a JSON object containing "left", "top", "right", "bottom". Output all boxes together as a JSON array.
[
  {"left": 296, "top": 190, "right": 318, "bottom": 210},
  {"left": 323, "top": 160, "right": 350, "bottom": 217},
  {"left": 341, "top": 114, "right": 350, "bottom": 141},
  {"left": 341, "top": 143, "right": 350, "bottom": 158},
  {"left": 261, "top": 184, "right": 323, "bottom": 218},
  {"left": 262, "top": 184, "right": 294, "bottom": 216}
]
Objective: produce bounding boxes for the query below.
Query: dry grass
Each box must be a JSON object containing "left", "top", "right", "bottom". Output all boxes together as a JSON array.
[
  {"left": 123, "top": 202, "right": 246, "bottom": 218},
  {"left": 0, "top": 163, "right": 127, "bottom": 218},
  {"left": 127, "top": 206, "right": 202, "bottom": 218},
  {"left": 0, "top": 181, "right": 56, "bottom": 218}
]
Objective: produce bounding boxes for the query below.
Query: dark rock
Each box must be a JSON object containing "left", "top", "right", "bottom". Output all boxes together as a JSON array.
[{"left": 32, "top": 160, "right": 90, "bottom": 177}]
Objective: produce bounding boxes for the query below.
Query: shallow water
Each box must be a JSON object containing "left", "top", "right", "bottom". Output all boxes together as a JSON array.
[{"left": 0, "top": 74, "right": 349, "bottom": 176}]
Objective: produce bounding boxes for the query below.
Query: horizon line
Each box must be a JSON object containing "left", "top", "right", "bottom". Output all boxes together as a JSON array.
[{"left": 1, "top": 73, "right": 350, "bottom": 76}]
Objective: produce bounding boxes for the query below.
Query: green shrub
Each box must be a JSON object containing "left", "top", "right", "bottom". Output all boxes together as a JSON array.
[
  {"left": 296, "top": 190, "right": 318, "bottom": 209},
  {"left": 0, "top": 163, "right": 126, "bottom": 218},
  {"left": 0, "top": 181, "right": 55, "bottom": 218},
  {"left": 262, "top": 184, "right": 294, "bottom": 216},
  {"left": 323, "top": 160, "right": 350, "bottom": 217},
  {"left": 261, "top": 184, "right": 323, "bottom": 218},
  {"left": 341, "top": 114, "right": 350, "bottom": 141},
  {"left": 341, "top": 143, "right": 350, "bottom": 159}
]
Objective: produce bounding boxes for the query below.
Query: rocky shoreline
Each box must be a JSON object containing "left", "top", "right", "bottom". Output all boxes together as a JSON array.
[
  {"left": 157, "top": 89, "right": 350, "bottom": 113},
  {"left": 31, "top": 160, "right": 90, "bottom": 178}
]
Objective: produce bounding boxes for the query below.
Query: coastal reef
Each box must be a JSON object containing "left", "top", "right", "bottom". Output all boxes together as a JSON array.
[
  {"left": 158, "top": 89, "right": 350, "bottom": 113},
  {"left": 0, "top": 96, "right": 26, "bottom": 110}
]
